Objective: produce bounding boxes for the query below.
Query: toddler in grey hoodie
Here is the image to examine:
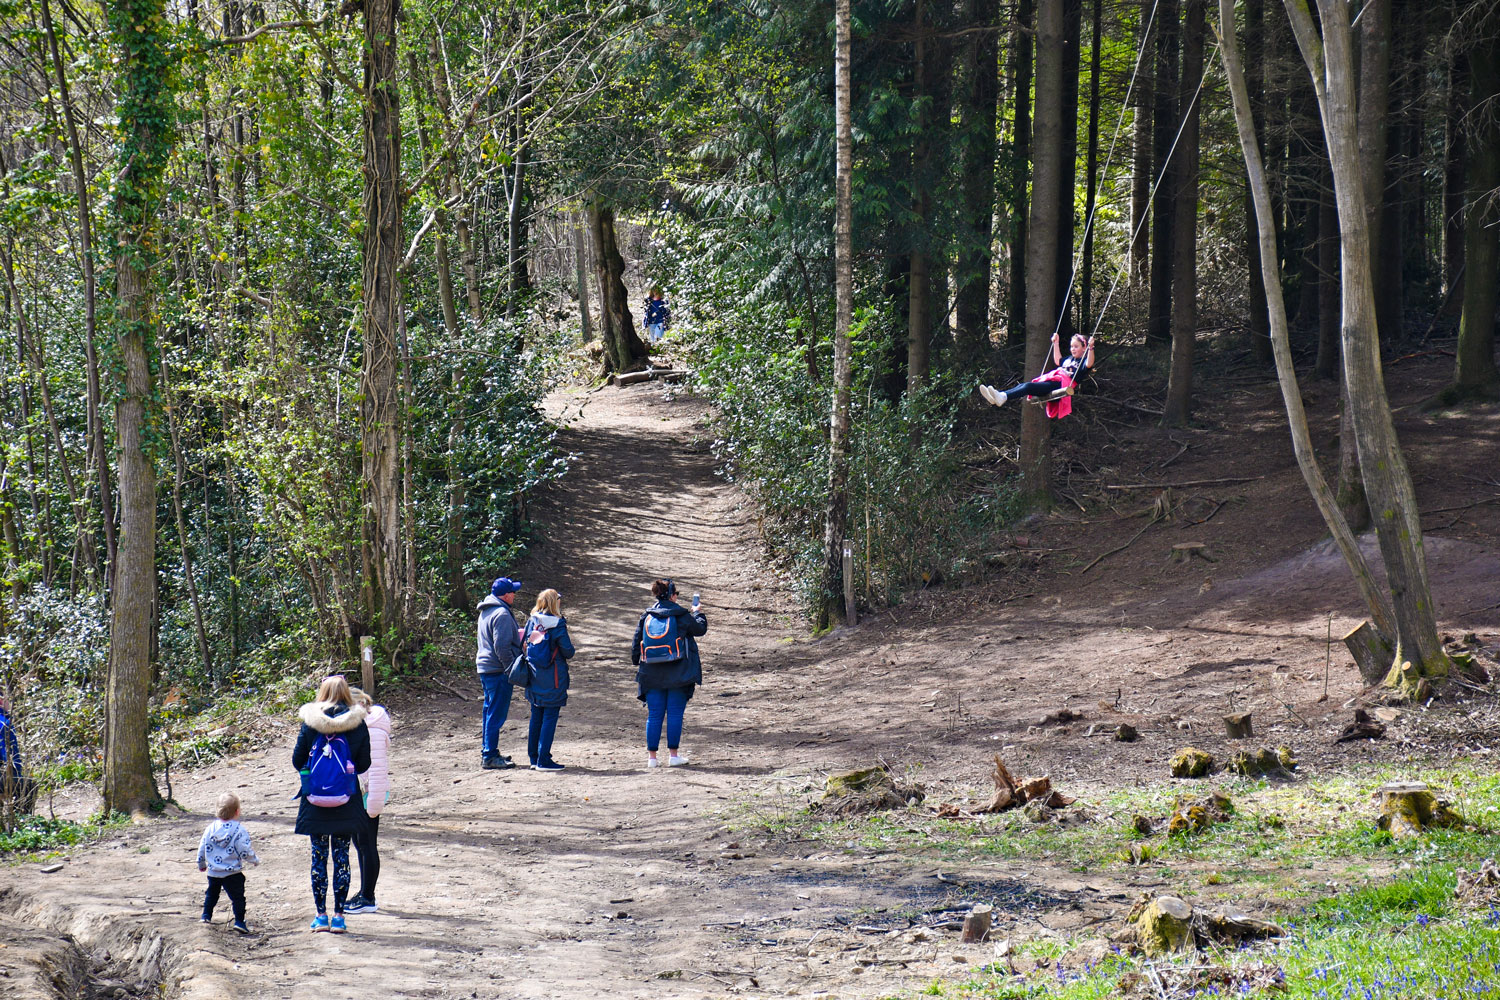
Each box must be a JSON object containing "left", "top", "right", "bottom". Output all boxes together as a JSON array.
[{"left": 197, "top": 792, "right": 259, "bottom": 932}]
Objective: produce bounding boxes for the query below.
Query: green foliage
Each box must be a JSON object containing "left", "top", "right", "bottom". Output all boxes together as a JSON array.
[{"left": 0, "top": 812, "right": 129, "bottom": 857}]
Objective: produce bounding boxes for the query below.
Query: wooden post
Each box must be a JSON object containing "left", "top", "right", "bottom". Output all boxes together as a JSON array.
[
  {"left": 842, "top": 539, "right": 856, "bottom": 627},
  {"left": 360, "top": 636, "right": 376, "bottom": 697},
  {"left": 961, "top": 904, "right": 993, "bottom": 943}
]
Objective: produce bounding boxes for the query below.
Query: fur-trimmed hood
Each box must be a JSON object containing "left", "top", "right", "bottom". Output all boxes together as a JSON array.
[{"left": 297, "top": 700, "right": 367, "bottom": 734}]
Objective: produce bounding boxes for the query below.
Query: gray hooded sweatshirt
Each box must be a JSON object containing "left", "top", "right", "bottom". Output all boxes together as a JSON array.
[
  {"left": 197, "top": 819, "right": 259, "bottom": 877},
  {"left": 476, "top": 594, "right": 522, "bottom": 675}
]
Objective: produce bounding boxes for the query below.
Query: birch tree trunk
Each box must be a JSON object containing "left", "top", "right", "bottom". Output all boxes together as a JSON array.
[{"left": 819, "top": 0, "right": 854, "bottom": 630}]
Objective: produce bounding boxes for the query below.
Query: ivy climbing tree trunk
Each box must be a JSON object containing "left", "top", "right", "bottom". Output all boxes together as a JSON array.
[
  {"left": 819, "top": 0, "right": 854, "bottom": 631},
  {"left": 103, "top": 0, "right": 173, "bottom": 817},
  {"left": 1282, "top": 0, "right": 1450, "bottom": 695},
  {"left": 361, "top": 0, "right": 406, "bottom": 641}
]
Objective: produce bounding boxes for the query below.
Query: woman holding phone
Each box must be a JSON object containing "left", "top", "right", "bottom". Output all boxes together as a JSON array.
[{"left": 630, "top": 579, "right": 708, "bottom": 768}]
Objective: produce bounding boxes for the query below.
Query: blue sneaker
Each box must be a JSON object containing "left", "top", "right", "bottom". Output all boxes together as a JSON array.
[
  {"left": 330, "top": 914, "right": 347, "bottom": 934},
  {"left": 309, "top": 913, "right": 331, "bottom": 933},
  {"left": 232, "top": 920, "right": 250, "bottom": 935},
  {"left": 533, "top": 759, "right": 565, "bottom": 771}
]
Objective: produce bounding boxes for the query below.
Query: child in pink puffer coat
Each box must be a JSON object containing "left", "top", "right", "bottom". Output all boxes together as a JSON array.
[{"left": 344, "top": 688, "right": 390, "bottom": 913}]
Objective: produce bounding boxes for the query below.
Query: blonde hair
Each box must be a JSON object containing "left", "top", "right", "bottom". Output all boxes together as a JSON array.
[
  {"left": 531, "top": 588, "right": 562, "bottom": 617},
  {"left": 216, "top": 792, "right": 241, "bottom": 821},
  {"left": 315, "top": 675, "right": 353, "bottom": 705},
  {"left": 348, "top": 687, "right": 373, "bottom": 708}
]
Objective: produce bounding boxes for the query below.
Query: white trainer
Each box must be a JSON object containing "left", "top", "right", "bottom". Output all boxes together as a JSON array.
[
  {"left": 647, "top": 757, "right": 660, "bottom": 768},
  {"left": 667, "top": 754, "right": 688, "bottom": 767}
]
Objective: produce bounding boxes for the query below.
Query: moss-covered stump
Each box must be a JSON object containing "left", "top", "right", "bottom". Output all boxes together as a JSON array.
[
  {"left": 1228, "top": 746, "right": 1297, "bottom": 776},
  {"left": 821, "top": 767, "right": 922, "bottom": 815},
  {"left": 1130, "top": 896, "right": 1195, "bottom": 957},
  {"left": 1168, "top": 791, "right": 1234, "bottom": 835},
  {"left": 1170, "top": 747, "right": 1215, "bottom": 778},
  {"left": 1374, "top": 781, "right": 1464, "bottom": 839}
]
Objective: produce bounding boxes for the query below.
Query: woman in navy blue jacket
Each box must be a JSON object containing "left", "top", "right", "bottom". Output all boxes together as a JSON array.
[
  {"left": 522, "top": 589, "right": 576, "bottom": 771},
  {"left": 630, "top": 579, "right": 708, "bottom": 768}
]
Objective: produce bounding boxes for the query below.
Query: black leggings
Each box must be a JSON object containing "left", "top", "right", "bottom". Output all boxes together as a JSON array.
[
  {"left": 355, "top": 814, "right": 381, "bottom": 901},
  {"left": 1002, "top": 379, "right": 1064, "bottom": 400}
]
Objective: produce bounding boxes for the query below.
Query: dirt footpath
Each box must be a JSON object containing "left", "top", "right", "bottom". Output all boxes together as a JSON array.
[{"left": 2, "top": 380, "right": 1497, "bottom": 1000}]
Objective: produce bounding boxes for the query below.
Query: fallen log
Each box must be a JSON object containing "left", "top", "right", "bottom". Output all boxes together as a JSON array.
[{"left": 612, "top": 368, "right": 689, "bottom": 386}]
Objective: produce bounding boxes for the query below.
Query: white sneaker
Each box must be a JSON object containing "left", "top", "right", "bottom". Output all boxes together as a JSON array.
[
  {"left": 988, "top": 386, "right": 1007, "bottom": 407},
  {"left": 977, "top": 384, "right": 995, "bottom": 405},
  {"left": 647, "top": 757, "right": 660, "bottom": 769},
  {"left": 667, "top": 754, "right": 688, "bottom": 767}
]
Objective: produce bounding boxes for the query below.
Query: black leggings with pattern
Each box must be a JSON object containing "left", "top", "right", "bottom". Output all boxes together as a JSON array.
[{"left": 309, "top": 834, "right": 352, "bottom": 914}]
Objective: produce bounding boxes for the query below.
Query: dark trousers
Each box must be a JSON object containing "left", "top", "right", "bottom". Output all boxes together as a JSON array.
[
  {"left": 479, "top": 673, "right": 514, "bottom": 758},
  {"left": 527, "top": 706, "right": 561, "bottom": 765},
  {"left": 309, "top": 834, "right": 351, "bottom": 914},
  {"left": 644, "top": 687, "right": 689, "bottom": 751},
  {"left": 355, "top": 814, "right": 381, "bottom": 901},
  {"left": 203, "top": 872, "right": 246, "bottom": 922},
  {"left": 1002, "top": 379, "right": 1063, "bottom": 400}
]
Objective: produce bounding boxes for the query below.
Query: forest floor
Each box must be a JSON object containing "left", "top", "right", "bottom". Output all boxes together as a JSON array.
[{"left": 2, "top": 351, "right": 1500, "bottom": 1000}]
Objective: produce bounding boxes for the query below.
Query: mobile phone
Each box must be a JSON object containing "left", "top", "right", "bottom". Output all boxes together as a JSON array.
[{"left": 691, "top": 593, "right": 701, "bottom": 607}]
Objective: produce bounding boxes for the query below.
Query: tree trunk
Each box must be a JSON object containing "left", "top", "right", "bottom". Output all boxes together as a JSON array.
[
  {"left": 102, "top": 0, "right": 174, "bottom": 816},
  {"left": 588, "top": 200, "right": 649, "bottom": 374},
  {"left": 1052, "top": 0, "right": 1081, "bottom": 335},
  {"left": 1315, "top": 181, "right": 1340, "bottom": 379},
  {"left": 1021, "top": 0, "right": 1065, "bottom": 500},
  {"left": 159, "top": 358, "right": 213, "bottom": 684},
  {"left": 1079, "top": 0, "right": 1103, "bottom": 333},
  {"left": 954, "top": 0, "right": 999, "bottom": 361},
  {"left": 1242, "top": 0, "right": 1271, "bottom": 362},
  {"left": 505, "top": 106, "right": 532, "bottom": 321},
  {"left": 1007, "top": 0, "right": 1034, "bottom": 348},
  {"left": 1218, "top": 0, "right": 1396, "bottom": 648},
  {"left": 820, "top": 0, "right": 854, "bottom": 630},
  {"left": 1449, "top": 34, "right": 1500, "bottom": 399},
  {"left": 361, "top": 0, "right": 405, "bottom": 638},
  {"left": 908, "top": 0, "right": 933, "bottom": 392},
  {"left": 1441, "top": 56, "right": 1467, "bottom": 318},
  {"left": 1283, "top": 0, "right": 1449, "bottom": 691},
  {"left": 1129, "top": 1, "right": 1154, "bottom": 292},
  {"left": 1163, "top": 0, "right": 1202, "bottom": 426},
  {"left": 1147, "top": 0, "right": 1180, "bottom": 346},
  {"left": 575, "top": 212, "right": 593, "bottom": 342}
]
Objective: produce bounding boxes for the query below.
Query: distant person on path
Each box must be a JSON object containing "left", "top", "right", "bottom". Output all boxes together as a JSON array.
[
  {"left": 643, "top": 287, "right": 671, "bottom": 343},
  {"left": 521, "top": 589, "right": 576, "bottom": 771},
  {"left": 292, "top": 675, "right": 370, "bottom": 934},
  {"left": 344, "top": 687, "right": 390, "bottom": 914},
  {"left": 631, "top": 579, "right": 708, "bottom": 768},
  {"left": 0, "top": 693, "right": 36, "bottom": 812},
  {"left": 476, "top": 576, "right": 525, "bottom": 770},
  {"left": 978, "top": 333, "right": 1096, "bottom": 418},
  {"left": 197, "top": 791, "right": 259, "bottom": 934}
]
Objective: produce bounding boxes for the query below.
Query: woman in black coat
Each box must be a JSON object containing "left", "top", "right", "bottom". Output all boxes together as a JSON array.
[
  {"left": 631, "top": 579, "right": 708, "bottom": 768},
  {"left": 292, "top": 675, "right": 370, "bottom": 933}
]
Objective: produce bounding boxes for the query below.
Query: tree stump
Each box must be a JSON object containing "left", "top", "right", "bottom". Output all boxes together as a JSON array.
[
  {"left": 1170, "top": 747, "right": 1215, "bottom": 778},
  {"left": 1132, "top": 896, "right": 1195, "bottom": 956},
  {"left": 1169, "top": 542, "right": 1216, "bottom": 564},
  {"left": 1343, "top": 621, "right": 1394, "bottom": 686},
  {"left": 961, "top": 905, "right": 993, "bottom": 944},
  {"left": 1375, "top": 781, "right": 1464, "bottom": 839},
  {"left": 1223, "top": 712, "right": 1254, "bottom": 739}
]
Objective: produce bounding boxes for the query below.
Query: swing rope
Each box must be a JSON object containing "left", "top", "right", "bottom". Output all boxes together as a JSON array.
[{"left": 1042, "top": 1, "right": 1225, "bottom": 352}]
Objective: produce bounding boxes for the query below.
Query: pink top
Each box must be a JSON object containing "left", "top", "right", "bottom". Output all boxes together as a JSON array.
[{"left": 362, "top": 705, "right": 392, "bottom": 817}]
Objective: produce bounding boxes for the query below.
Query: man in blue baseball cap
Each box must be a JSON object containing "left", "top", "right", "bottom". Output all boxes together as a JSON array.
[{"left": 475, "top": 577, "right": 524, "bottom": 769}]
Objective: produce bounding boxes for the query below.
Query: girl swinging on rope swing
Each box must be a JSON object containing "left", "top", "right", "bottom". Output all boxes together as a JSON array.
[{"left": 978, "top": 332, "right": 1096, "bottom": 418}]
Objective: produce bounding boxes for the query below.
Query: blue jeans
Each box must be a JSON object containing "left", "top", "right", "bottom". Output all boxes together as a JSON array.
[
  {"left": 644, "top": 687, "right": 689, "bottom": 752},
  {"left": 647, "top": 322, "right": 665, "bottom": 342},
  {"left": 480, "top": 673, "right": 514, "bottom": 758},
  {"left": 527, "top": 706, "right": 561, "bottom": 765}
]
